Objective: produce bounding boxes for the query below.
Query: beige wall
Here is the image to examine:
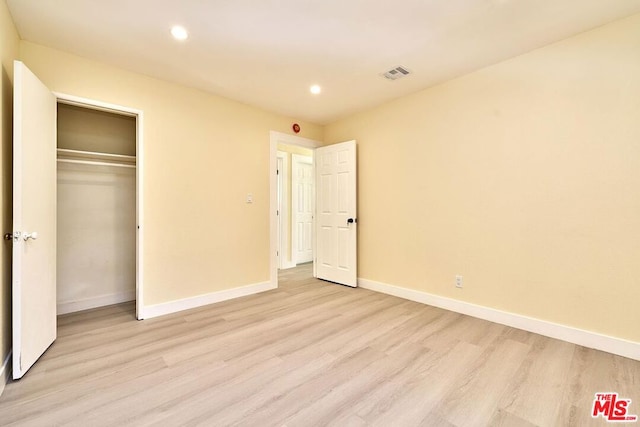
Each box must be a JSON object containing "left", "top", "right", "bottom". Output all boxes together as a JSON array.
[
  {"left": 1, "top": 4, "right": 638, "bottom": 366},
  {"left": 325, "top": 14, "right": 640, "bottom": 343},
  {"left": 0, "top": 0, "right": 19, "bottom": 372},
  {"left": 19, "top": 41, "right": 323, "bottom": 306}
]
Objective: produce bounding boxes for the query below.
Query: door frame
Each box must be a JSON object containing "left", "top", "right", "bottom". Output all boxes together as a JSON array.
[
  {"left": 54, "top": 92, "right": 145, "bottom": 320},
  {"left": 269, "top": 131, "right": 320, "bottom": 288}
]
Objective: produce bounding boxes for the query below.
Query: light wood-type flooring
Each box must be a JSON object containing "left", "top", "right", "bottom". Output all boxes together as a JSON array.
[{"left": 0, "top": 263, "right": 638, "bottom": 426}]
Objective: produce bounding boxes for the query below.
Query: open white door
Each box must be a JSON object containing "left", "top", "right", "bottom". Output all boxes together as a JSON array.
[
  {"left": 315, "top": 140, "right": 357, "bottom": 287},
  {"left": 292, "top": 154, "right": 313, "bottom": 264},
  {"left": 12, "top": 61, "right": 57, "bottom": 379}
]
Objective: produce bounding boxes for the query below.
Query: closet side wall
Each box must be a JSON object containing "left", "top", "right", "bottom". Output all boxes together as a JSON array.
[{"left": 57, "top": 104, "right": 136, "bottom": 313}]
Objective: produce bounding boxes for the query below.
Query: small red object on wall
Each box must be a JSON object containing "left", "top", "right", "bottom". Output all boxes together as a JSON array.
[{"left": 292, "top": 123, "right": 300, "bottom": 133}]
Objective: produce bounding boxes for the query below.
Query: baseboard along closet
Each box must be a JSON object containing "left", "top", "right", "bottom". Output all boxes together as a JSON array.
[{"left": 56, "top": 102, "right": 137, "bottom": 315}]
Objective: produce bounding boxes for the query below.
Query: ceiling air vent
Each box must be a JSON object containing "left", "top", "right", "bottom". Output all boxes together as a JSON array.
[{"left": 382, "top": 66, "right": 411, "bottom": 81}]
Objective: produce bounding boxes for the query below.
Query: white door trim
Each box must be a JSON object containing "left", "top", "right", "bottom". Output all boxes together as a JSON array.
[
  {"left": 269, "top": 131, "right": 320, "bottom": 288},
  {"left": 54, "top": 92, "right": 145, "bottom": 320}
]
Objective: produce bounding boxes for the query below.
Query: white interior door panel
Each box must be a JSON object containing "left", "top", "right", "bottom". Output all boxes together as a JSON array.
[
  {"left": 315, "top": 141, "right": 357, "bottom": 287},
  {"left": 12, "top": 60, "right": 57, "bottom": 379}
]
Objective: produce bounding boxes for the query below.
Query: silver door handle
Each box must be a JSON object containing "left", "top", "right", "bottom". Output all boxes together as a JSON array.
[{"left": 23, "top": 232, "right": 38, "bottom": 241}]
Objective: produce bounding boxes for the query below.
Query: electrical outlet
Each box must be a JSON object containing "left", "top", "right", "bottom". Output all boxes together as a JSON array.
[{"left": 455, "top": 275, "right": 463, "bottom": 288}]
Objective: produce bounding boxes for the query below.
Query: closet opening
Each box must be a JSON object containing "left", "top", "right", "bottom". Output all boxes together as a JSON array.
[{"left": 55, "top": 99, "right": 142, "bottom": 318}]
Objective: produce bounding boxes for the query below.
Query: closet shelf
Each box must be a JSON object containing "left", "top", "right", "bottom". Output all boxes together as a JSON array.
[{"left": 57, "top": 148, "right": 136, "bottom": 168}]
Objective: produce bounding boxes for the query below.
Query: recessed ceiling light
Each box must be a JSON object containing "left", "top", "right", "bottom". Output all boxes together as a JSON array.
[
  {"left": 310, "top": 85, "right": 321, "bottom": 95},
  {"left": 171, "top": 26, "right": 188, "bottom": 41}
]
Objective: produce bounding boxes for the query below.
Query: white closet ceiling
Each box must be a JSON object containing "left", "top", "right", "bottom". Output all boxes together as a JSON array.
[{"left": 7, "top": 0, "right": 640, "bottom": 124}]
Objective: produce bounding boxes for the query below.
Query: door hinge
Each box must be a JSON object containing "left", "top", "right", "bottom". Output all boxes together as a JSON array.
[{"left": 277, "top": 169, "right": 279, "bottom": 175}]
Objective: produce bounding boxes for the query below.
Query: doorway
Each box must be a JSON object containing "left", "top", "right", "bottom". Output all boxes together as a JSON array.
[
  {"left": 54, "top": 93, "right": 144, "bottom": 319},
  {"left": 270, "top": 132, "right": 359, "bottom": 289},
  {"left": 56, "top": 101, "right": 137, "bottom": 316},
  {"left": 270, "top": 132, "right": 320, "bottom": 287}
]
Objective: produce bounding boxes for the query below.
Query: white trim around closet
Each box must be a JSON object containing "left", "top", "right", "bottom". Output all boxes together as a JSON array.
[{"left": 53, "top": 92, "right": 146, "bottom": 320}]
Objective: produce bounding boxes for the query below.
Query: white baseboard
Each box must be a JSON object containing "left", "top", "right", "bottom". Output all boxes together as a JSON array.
[
  {"left": 0, "top": 350, "right": 11, "bottom": 398},
  {"left": 281, "top": 260, "right": 297, "bottom": 270},
  {"left": 140, "top": 281, "right": 276, "bottom": 320},
  {"left": 358, "top": 278, "right": 640, "bottom": 361},
  {"left": 57, "top": 290, "right": 136, "bottom": 315}
]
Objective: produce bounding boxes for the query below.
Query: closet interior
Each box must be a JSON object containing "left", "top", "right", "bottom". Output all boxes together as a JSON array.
[{"left": 56, "top": 102, "right": 137, "bottom": 315}]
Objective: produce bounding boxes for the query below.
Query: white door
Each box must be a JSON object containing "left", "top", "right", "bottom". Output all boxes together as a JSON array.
[
  {"left": 12, "top": 61, "right": 57, "bottom": 379},
  {"left": 292, "top": 154, "right": 313, "bottom": 264},
  {"left": 315, "top": 140, "right": 357, "bottom": 287}
]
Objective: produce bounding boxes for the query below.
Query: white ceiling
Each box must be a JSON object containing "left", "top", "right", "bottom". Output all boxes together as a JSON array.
[{"left": 7, "top": 0, "right": 640, "bottom": 124}]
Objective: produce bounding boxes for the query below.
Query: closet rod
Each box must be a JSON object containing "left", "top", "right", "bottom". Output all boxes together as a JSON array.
[
  {"left": 57, "top": 148, "right": 136, "bottom": 161},
  {"left": 57, "top": 159, "right": 136, "bottom": 169}
]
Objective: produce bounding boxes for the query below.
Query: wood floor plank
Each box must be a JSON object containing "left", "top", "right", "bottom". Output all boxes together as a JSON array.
[
  {"left": 281, "top": 344, "right": 431, "bottom": 427},
  {"left": 147, "top": 352, "right": 338, "bottom": 426},
  {"left": 0, "top": 264, "right": 638, "bottom": 426},
  {"left": 231, "top": 346, "right": 387, "bottom": 427},
  {"left": 555, "top": 346, "right": 640, "bottom": 426},
  {"left": 436, "top": 338, "right": 531, "bottom": 426},
  {"left": 497, "top": 335, "right": 575, "bottom": 426},
  {"left": 487, "top": 409, "right": 538, "bottom": 427},
  {"left": 364, "top": 340, "right": 484, "bottom": 426}
]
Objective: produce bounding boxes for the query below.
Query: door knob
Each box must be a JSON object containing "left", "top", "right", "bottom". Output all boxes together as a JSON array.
[
  {"left": 347, "top": 218, "right": 357, "bottom": 224},
  {"left": 23, "top": 232, "right": 38, "bottom": 241}
]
